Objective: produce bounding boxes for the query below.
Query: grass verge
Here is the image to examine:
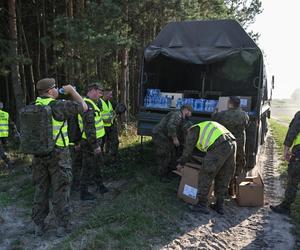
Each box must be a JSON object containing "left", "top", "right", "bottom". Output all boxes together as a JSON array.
[
  {"left": 269, "top": 118, "right": 300, "bottom": 243},
  {"left": 269, "top": 119, "right": 288, "bottom": 175},
  {"left": 54, "top": 129, "right": 187, "bottom": 249}
]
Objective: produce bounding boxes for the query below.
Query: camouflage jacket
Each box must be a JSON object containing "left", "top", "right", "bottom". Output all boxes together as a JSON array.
[
  {"left": 80, "top": 99, "right": 101, "bottom": 150},
  {"left": 177, "top": 124, "right": 234, "bottom": 165},
  {"left": 48, "top": 99, "right": 83, "bottom": 121},
  {"left": 152, "top": 111, "right": 187, "bottom": 139},
  {"left": 284, "top": 111, "right": 300, "bottom": 154},
  {"left": 67, "top": 115, "right": 81, "bottom": 144},
  {"left": 212, "top": 107, "right": 249, "bottom": 145}
]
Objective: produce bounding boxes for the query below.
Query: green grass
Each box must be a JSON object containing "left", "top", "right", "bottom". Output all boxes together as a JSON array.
[
  {"left": 0, "top": 166, "right": 34, "bottom": 208},
  {"left": 269, "top": 119, "right": 288, "bottom": 175},
  {"left": 54, "top": 130, "right": 187, "bottom": 249},
  {"left": 0, "top": 127, "right": 189, "bottom": 249},
  {"left": 269, "top": 118, "right": 300, "bottom": 243}
]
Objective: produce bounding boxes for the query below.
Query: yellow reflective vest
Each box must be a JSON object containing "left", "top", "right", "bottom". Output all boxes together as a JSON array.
[
  {"left": 78, "top": 98, "right": 105, "bottom": 139},
  {"left": 100, "top": 98, "right": 113, "bottom": 127},
  {"left": 194, "top": 121, "right": 232, "bottom": 152},
  {"left": 0, "top": 110, "right": 9, "bottom": 138},
  {"left": 35, "top": 97, "right": 69, "bottom": 147},
  {"left": 292, "top": 134, "right": 300, "bottom": 148}
]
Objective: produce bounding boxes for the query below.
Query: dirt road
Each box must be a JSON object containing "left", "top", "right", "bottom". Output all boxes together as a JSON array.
[
  {"left": 0, "top": 134, "right": 296, "bottom": 249},
  {"left": 160, "top": 135, "right": 295, "bottom": 250}
]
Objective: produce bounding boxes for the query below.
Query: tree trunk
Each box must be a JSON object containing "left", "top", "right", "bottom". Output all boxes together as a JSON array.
[
  {"left": 36, "top": 1, "right": 41, "bottom": 79},
  {"left": 8, "top": 0, "right": 25, "bottom": 123},
  {"left": 17, "top": 2, "right": 35, "bottom": 101},
  {"left": 120, "top": 48, "right": 129, "bottom": 120},
  {"left": 42, "top": 0, "right": 48, "bottom": 74}
]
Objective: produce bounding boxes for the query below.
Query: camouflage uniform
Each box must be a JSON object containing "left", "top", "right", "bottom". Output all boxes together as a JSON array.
[
  {"left": 280, "top": 111, "right": 300, "bottom": 209},
  {"left": 152, "top": 111, "right": 191, "bottom": 177},
  {"left": 178, "top": 125, "right": 236, "bottom": 204},
  {"left": 68, "top": 116, "right": 82, "bottom": 190},
  {"left": 212, "top": 107, "right": 249, "bottom": 178},
  {"left": 80, "top": 101, "right": 104, "bottom": 189},
  {"left": 98, "top": 100, "right": 119, "bottom": 159},
  {"left": 32, "top": 99, "right": 83, "bottom": 227}
]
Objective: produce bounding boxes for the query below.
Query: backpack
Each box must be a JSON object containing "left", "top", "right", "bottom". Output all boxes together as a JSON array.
[{"left": 19, "top": 104, "right": 64, "bottom": 155}]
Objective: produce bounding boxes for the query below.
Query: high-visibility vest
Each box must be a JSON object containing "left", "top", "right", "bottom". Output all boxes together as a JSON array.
[
  {"left": 194, "top": 121, "right": 232, "bottom": 152},
  {"left": 35, "top": 97, "right": 69, "bottom": 147},
  {"left": 0, "top": 110, "right": 9, "bottom": 138},
  {"left": 100, "top": 98, "right": 113, "bottom": 127},
  {"left": 78, "top": 98, "right": 105, "bottom": 139},
  {"left": 292, "top": 133, "right": 300, "bottom": 148}
]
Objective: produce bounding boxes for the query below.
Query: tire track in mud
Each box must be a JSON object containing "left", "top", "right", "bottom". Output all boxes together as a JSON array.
[{"left": 160, "top": 134, "right": 295, "bottom": 250}]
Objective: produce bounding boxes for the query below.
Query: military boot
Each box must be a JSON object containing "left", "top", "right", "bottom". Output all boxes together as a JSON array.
[
  {"left": 210, "top": 199, "right": 224, "bottom": 215},
  {"left": 270, "top": 203, "right": 290, "bottom": 215},
  {"left": 96, "top": 183, "right": 109, "bottom": 194},
  {"left": 80, "top": 186, "right": 96, "bottom": 201},
  {"left": 191, "top": 202, "right": 210, "bottom": 214}
]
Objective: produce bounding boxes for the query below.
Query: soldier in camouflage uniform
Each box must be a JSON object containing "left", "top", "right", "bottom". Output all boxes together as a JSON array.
[
  {"left": 98, "top": 90, "right": 120, "bottom": 166},
  {"left": 78, "top": 82, "right": 109, "bottom": 201},
  {"left": 177, "top": 121, "right": 236, "bottom": 215},
  {"left": 212, "top": 96, "right": 249, "bottom": 195},
  {"left": 0, "top": 101, "right": 13, "bottom": 168},
  {"left": 270, "top": 111, "right": 300, "bottom": 215},
  {"left": 32, "top": 78, "right": 88, "bottom": 237},
  {"left": 152, "top": 105, "right": 192, "bottom": 179},
  {"left": 67, "top": 115, "right": 82, "bottom": 192}
]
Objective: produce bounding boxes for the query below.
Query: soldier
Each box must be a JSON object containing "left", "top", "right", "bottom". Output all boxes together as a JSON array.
[
  {"left": 32, "top": 78, "right": 88, "bottom": 237},
  {"left": 212, "top": 96, "right": 249, "bottom": 195},
  {"left": 78, "top": 82, "right": 108, "bottom": 201},
  {"left": 0, "top": 102, "right": 13, "bottom": 168},
  {"left": 98, "top": 90, "right": 120, "bottom": 167},
  {"left": 67, "top": 115, "right": 82, "bottom": 192},
  {"left": 270, "top": 111, "right": 300, "bottom": 215},
  {"left": 177, "top": 121, "right": 236, "bottom": 215},
  {"left": 152, "top": 105, "right": 192, "bottom": 179}
]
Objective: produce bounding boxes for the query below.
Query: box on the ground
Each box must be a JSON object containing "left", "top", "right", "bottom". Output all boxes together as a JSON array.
[
  {"left": 237, "top": 174, "right": 264, "bottom": 207},
  {"left": 174, "top": 162, "right": 214, "bottom": 205},
  {"left": 161, "top": 92, "right": 183, "bottom": 108},
  {"left": 217, "top": 96, "right": 252, "bottom": 112}
]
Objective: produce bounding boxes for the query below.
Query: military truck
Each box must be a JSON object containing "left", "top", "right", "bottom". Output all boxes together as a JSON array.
[{"left": 137, "top": 20, "right": 273, "bottom": 170}]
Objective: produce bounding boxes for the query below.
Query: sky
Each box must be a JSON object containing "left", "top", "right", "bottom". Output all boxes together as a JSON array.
[{"left": 250, "top": 0, "right": 300, "bottom": 99}]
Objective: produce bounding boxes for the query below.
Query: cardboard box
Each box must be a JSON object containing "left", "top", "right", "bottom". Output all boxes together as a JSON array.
[
  {"left": 237, "top": 174, "right": 264, "bottom": 207},
  {"left": 217, "top": 96, "right": 230, "bottom": 112},
  {"left": 161, "top": 92, "right": 183, "bottom": 108},
  {"left": 174, "top": 163, "right": 214, "bottom": 205},
  {"left": 217, "top": 96, "right": 252, "bottom": 112}
]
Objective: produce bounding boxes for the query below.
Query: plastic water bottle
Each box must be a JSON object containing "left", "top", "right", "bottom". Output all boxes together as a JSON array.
[{"left": 176, "top": 98, "right": 182, "bottom": 109}]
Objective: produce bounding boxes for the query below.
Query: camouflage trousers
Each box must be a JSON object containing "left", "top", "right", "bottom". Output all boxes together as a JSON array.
[
  {"left": 102, "top": 124, "right": 119, "bottom": 158},
  {"left": 32, "top": 147, "right": 72, "bottom": 226},
  {"left": 69, "top": 145, "right": 82, "bottom": 189},
  {"left": 282, "top": 160, "right": 300, "bottom": 208},
  {"left": 229, "top": 143, "right": 246, "bottom": 192},
  {"left": 198, "top": 139, "right": 237, "bottom": 203},
  {"left": 152, "top": 133, "right": 177, "bottom": 176},
  {"left": 80, "top": 140, "right": 104, "bottom": 188},
  {"left": 235, "top": 142, "right": 246, "bottom": 178}
]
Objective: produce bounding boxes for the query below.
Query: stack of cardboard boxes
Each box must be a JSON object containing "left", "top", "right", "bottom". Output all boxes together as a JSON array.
[{"left": 174, "top": 163, "right": 264, "bottom": 207}]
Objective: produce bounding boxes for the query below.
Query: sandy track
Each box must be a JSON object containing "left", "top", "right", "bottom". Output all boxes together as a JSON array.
[{"left": 160, "top": 135, "right": 295, "bottom": 250}]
